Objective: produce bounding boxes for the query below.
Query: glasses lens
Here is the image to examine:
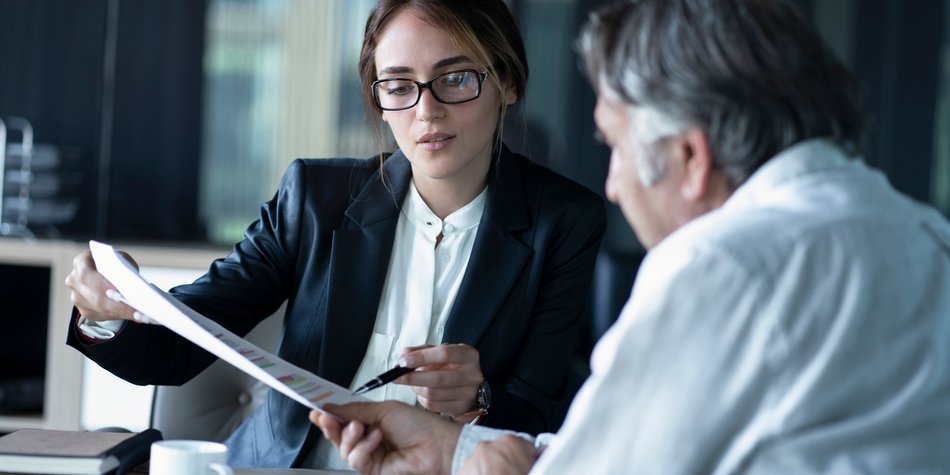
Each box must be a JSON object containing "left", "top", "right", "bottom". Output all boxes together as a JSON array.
[
  {"left": 375, "top": 80, "right": 418, "bottom": 110},
  {"left": 433, "top": 71, "right": 480, "bottom": 103}
]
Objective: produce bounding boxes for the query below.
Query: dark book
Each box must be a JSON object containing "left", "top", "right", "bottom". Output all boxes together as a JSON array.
[{"left": 0, "top": 428, "right": 162, "bottom": 475}]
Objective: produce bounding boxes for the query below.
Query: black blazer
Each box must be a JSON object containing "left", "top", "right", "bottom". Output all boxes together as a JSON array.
[{"left": 68, "top": 146, "right": 606, "bottom": 468}]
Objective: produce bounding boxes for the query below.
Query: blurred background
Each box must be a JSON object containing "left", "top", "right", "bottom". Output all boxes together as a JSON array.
[
  {"left": 0, "top": 0, "right": 945, "bottom": 434},
  {"left": 0, "top": 0, "right": 944, "bottom": 247},
  {"left": 1, "top": 0, "right": 946, "bottom": 343}
]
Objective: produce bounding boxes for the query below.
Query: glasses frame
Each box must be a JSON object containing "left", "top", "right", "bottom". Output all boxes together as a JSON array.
[{"left": 372, "top": 69, "right": 489, "bottom": 111}]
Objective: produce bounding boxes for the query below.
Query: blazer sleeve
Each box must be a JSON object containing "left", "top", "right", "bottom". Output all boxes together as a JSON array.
[{"left": 65, "top": 160, "right": 313, "bottom": 386}]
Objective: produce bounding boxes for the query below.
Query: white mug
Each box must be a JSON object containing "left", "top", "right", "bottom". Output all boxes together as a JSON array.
[{"left": 150, "top": 440, "right": 234, "bottom": 475}]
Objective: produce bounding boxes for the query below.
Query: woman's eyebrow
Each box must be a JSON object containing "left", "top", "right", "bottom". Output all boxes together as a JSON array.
[
  {"left": 433, "top": 55, "right": 473, "bottom": 69},
  {"left": 379, "top": 65, "right": 412, "bottom": 75},
  {"left": 378, "top": 55, "right": 474, "bottom": 76}
]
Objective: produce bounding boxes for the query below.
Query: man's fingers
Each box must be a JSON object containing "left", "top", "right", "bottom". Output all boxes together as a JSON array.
[
  {"left": 310, "top": 410, "right": 339, "bottom": 445},
  {"left": 323, "top": 401, "right": 410, "bottom": 426},
  {"left": 338, "top": 419, "right": 366, "bottom": 461},
  {"left": 346, "top": 427, "right": 383, "bottom": 472},
  {"left": 310, "top": 410, "right": 342, "bottom": 445},
  {"left": 322, "top": 402, "right": 382, "bottom": 424}
]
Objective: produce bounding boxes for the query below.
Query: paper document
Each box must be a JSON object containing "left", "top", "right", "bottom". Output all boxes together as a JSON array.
[{"left": 88, "top": 240, "right": 364, "bottom": 412}]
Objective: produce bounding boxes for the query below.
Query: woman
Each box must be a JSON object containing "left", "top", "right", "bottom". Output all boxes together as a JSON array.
[{"left": 66, "top": 0, "right": 605, "bottom": 469}]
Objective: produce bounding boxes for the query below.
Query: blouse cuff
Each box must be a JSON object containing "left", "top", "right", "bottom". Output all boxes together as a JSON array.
[{"left": 77, "top": 315, "right": 125, "bottom": 341}]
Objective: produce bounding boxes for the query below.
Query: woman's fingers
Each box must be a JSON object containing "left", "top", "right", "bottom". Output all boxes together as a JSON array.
[
  {"left": 416, "top": 395, "right": 475, "bottom": 417},
  {"left": 65, "top": 250, "right": 138, "bottom": 321},
  {"left": 399, "top": 343, "right": 478, "bottom": 368},
  {"left": 393, "top": 344, "right": 484, "bottom": 417},
  {"left": 404, "top": 372, "right": 480, "bottom": 397},
  {"left": 397, "top": 344, "right": 483, "bottom": 389}
]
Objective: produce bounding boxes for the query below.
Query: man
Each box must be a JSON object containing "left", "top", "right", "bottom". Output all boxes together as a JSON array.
[{"left": 311, "top": 0, "right": 950, "bottom": 473}]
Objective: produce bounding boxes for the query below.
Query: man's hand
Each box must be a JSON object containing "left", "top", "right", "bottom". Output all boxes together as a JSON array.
[
  {"left": 64, "top": 250, "right": 141, "bottom": 322},
  {"left": 310, "top": 401, "right": 462, "bottom": 475},
  {"left": 459, "top": 435, "right": 539, "bottom": 475},
  {"left": 396, "top": 344, "right": 484, "bottom": 421}
]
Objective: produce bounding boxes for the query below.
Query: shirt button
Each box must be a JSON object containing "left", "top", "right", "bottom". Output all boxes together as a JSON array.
[{"left": 444, "top": 223, "right": 455, "bottom": 233}]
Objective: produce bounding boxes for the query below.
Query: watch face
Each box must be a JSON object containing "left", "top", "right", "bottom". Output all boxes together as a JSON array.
[{"left": 478, "top": 380, "right": 491, "bottom": 409}]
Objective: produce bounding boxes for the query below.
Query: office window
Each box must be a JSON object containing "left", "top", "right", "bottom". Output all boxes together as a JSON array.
[{"left": 200, "top": 0, "right": 376, "bottom": 244}]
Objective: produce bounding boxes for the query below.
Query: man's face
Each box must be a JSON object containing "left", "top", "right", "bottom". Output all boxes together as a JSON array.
[{"left": 594, "top": 94, "right": 684, "bottom": 249}]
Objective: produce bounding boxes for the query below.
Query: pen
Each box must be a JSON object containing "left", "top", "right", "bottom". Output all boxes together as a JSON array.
[{"left": 352, "top": 365, "right": 416, "bottom": 396}]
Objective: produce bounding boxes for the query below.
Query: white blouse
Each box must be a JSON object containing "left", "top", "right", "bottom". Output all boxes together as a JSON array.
[{"left": 312, "top": 180, "right": 486, "bottom": 468}]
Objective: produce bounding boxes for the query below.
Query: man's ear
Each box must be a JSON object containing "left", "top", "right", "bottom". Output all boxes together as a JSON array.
[{"left": 678, "top": 128, "right": 714, "bottom": 202}]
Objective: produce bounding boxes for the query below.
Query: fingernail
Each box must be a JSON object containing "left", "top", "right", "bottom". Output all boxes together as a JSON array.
[
  {"left": 398, "top": 356, "right": 413, "bottom": 367},
  {"left": 105, "top": 289, "right": 121, "bottom": 302},
  {"left": 133, "top": 312, "right": 149, "bottom": 324}
]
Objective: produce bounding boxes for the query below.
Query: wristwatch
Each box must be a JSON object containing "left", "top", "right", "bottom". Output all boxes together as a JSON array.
[
  {"left": 474, "top": 379, "right": 491, "bottom": 419},
  {"left": 456, "top": 380, "right": 492, "bottom": 424}
]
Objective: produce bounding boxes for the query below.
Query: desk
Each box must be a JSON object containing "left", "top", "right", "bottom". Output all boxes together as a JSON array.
[
  {"left": 130, "top": 467, "right": 354, "bottom": 474},
  {"left": 0, "top": 470, "right": 355, "bottom": 475},
  {"left": 235, "top": 470, "right": 356, "bottom": 475}
]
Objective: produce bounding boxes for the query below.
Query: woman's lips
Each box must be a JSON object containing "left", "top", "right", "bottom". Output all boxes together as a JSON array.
[{"left": 418, "top": 133, "right": 455, "bottom": 151}]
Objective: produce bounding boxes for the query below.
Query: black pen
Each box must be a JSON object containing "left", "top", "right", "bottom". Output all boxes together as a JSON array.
[{"left": 352, "top": 365, "right": 416, "bottom": 396}]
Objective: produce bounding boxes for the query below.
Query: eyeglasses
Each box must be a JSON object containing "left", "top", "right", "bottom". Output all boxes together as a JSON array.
[{"left": 372, "top": 69, "right": 488, "bottom": 111}]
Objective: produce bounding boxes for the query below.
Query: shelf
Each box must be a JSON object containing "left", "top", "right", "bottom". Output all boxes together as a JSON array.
[
  {"left": 0, "top": 414, "right": 47, "bottom": 431},
  {"left": 0, "top": 238, "right": 229, "bottom": 433},
  {"left": 0, "top": 238, "right": 83, "bottom": 432}
]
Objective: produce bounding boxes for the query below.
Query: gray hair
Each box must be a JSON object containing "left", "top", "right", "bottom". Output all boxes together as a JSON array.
[
  {"left": 618, "top": 89, "right": 685, "bottom": 185},
  {"left": 579, "top": 0, "right": 867, "bottom": 187}
]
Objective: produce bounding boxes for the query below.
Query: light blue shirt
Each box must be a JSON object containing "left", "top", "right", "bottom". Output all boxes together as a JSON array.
[{"left": 456, "top": 139, "right": 950, "bottom": 474}]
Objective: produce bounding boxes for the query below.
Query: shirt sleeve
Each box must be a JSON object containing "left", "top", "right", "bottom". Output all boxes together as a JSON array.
[
  {"left": 451, "top": 425, "right": 546, "bottom": 474},
  {"left": 529, "top": 240, "right": 776, "bottom": 475}
]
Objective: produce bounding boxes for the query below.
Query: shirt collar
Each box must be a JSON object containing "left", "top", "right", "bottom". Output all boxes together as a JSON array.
[
  {"left": 403, "top": 180, "right": 488, "bottom": 238},
  {"left": 723, "top": 138, "right": 856, "bottom": 211}
]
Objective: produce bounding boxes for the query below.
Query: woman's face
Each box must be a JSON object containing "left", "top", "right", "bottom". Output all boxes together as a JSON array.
[{"left": 374, "top": 9, "right": 515, "bottom": 192}]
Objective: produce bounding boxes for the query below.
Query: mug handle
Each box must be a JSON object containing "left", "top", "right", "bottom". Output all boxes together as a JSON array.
[{"left": 209, "top": 462, "right": 234, "bottom": 475}]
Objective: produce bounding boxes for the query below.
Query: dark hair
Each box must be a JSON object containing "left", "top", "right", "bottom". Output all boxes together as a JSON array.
[
  {"left": 580, "top": 0, "right": 867, "bottom": 186},
  {"left": 358, "top": 0, "right": 529, "bottom": 157}
]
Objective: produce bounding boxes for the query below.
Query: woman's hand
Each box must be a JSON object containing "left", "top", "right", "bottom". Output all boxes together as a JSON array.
[
  {"left": 64, "top": 249, "right": 142, "bottom": 323},
  {"left": 395, "top": 343, "right": 484, "bottom": 422}
]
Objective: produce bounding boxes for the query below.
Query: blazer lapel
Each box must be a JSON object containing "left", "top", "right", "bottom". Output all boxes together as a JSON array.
[
  {"left": 318, "top": 153, "right": 412, "bottom": 387},
  {"left": 443, "top": 148, "right": 532, "bottom": 345}
]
